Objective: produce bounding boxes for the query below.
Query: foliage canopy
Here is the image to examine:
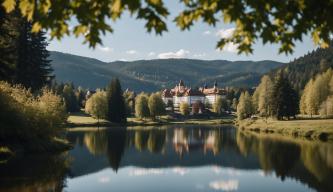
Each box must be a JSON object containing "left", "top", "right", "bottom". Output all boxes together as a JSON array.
[{"left": 2, "top": 0, "right": 333, "bottom": 53}]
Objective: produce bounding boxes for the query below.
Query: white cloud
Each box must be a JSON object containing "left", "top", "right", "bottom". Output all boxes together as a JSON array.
[
  {"left": 148, "top": 52, "right": 156, "bottom": 57},
  {"left": 193, "top": 53, "right": 207, "bottom": 58},
  {"left": 126, "top": 50, "right": 138, "bottom": 55},
  {"left": 98, "top": 46, "right": 113, "bottom": 52},
  {"left": 172, "top": 167, "right": 189, "bottom": 176},
  {"left": 216, "top": 28, "right": 235, "bottom": 39},
  {"left": 203, "top": 30, "right": 211, "bottom": 35},
  {"left": 98, "top": 176, "right": 110, "bottom": 183},
  {"left": 216, "top": 42, "right": 239, "bottom": 53},
  {"left": 158, "top": 49, "right": 190, "bottom": 59},
  {"left": 209, "top": 180, "right": 239, "bottom": 191},
  {"left": 129, "top": 168, "right": 164, "bottom": 176}
]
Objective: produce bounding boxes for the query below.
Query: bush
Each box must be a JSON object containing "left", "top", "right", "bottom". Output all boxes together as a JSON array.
[
  {"left": 179, "top": 102, "right": 190, "bottom": 116},
  {"left": 0, "top": 81, "right": 67, "bottom": 139},
  {"left": 85, "top": 91, "right": 108, "bottom": 121}
]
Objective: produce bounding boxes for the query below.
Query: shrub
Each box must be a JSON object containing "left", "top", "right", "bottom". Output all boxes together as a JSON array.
[
  {"left": 179, "top": 102, "right": 190, "bottom": 116},
  {"left": 0, "top": 81, "right": 67, "bottom": 139}
]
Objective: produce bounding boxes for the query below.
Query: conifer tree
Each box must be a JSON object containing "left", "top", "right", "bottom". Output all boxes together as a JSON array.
[
  {"left": 237, "top": 91, "right": 253, "bottom": 120},
  {"left": 258, "top": 75, "right": 274, "bottom": 118},
  {"left": 272, "top": 72, "right": 299, "bottom": 120},
  {"left": 107, "top": 78, "right": 126, "bottom": 123}
]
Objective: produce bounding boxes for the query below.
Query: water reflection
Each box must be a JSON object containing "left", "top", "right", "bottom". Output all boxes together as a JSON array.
[
  {"left": 0, "top": 153, "right": 69, "bottom": 192},
  {"left": 1, "top": 126, "right": 333, "bottom": 192}
]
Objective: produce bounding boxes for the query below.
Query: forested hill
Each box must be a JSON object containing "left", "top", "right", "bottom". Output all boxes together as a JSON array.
[
  {"left": 270, "top": 44, "right": 333, "bottom": 91},
  {"left": 50, "top": 51, "right": 284, "bottom": 91}
]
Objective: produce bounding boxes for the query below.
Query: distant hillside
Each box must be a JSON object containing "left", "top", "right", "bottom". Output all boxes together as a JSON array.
[
  {"left": 50, "top": 51, "right": 285, "bottom": 91},
  {"left": 270, "top": 44, "right": 333, "bottom": 91}
]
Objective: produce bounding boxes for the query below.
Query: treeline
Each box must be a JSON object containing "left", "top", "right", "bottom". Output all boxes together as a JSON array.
[
  {"left": 270, "top": 42, "right": 333, "bottom": 91},
  {"left": 300, "top": 69, "right": 333, "bottom": 117},
  {"left": 237, "top": 72, "right": 299, "bottom": 120},
  {"left": 84, "top": 83, "right": 166, "bottom": 122},
  {"left": 0, "top": 8, "right": 52, "bottom": 91},
  {"left": 0, "top": 7, "right": 66, "bottom": 142}
]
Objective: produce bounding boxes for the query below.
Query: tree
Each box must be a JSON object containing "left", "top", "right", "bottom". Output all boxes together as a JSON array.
[
  {"left": 237, "top": 91, "right": 253, "bottom": 120},
  {"left": 257, "top": 75, "right": 274, "bottom": 118},
  {"left": 232, "top": 98, "right": 238, "bottom": 111},
  {"left": 271, "top": 72, "right": 299, "bottom": 120},
  {"left": 0, "top": 8, "right": 18, "bottom": 82},
  {"left": 319, "top": 96, "right": 333, "bottom": 118},
  {"left": 62, "top": 83, "right": 79, "bottom": 112},
  {"left": 148, "top": 93, "right": 166, "bottom": 120},
  {"left": 213, "top": 96, "right": 227, "bottom": 115},
  {"left": 123, "top": 90, "right": 135, "bottom": 116},
  {"left": 2, "top": 1, "right": 333, "bottom": 53},
  {"left": 85, "top": 91, "right": 108, "bottom": 122},
  {"left": 179, "top": 102, "right": 190, "bottom": 116},
  {"left": 300, "top": 69, "right": 333, "bottom": 116},
  {"left": 135, "top": 93, "right": 150, "bottom": 119},
  {"left": 106, "top": 78, "right": 126, "bottom": 123},
  {"left": 15, "top": 20, "right": 52, "bottom": 91}
]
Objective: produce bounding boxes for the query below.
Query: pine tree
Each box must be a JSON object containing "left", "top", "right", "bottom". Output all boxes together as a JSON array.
[
  {"left": 0, "top": 9, "right": 19, "bottom": 82},
  {"left": 15, "top": 20, "right": 53, "bottom": 90},
  {"left": 272, "top": 72, "right": 299, "bottom": 120},
  {"left": 106, "top": 78, "right": 126, "bottom": 123}
]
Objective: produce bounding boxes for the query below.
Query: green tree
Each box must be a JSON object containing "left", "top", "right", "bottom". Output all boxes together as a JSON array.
[
  {"left": 148, "top": 93, "right": 165, "bottom": 120},
  {"left": 2, "top": 1, "right": 333, "bottom": 53},
  {"left": 258, "top": 75, "right": 274, "bottom": 118},
  {"left": 15, "top": 20, "right": 52, "bottom": 91},
  {"left": 106, "top": 78, "right": 126, "bottom": 123},
  {"left": 123, "top": 90, "right": 135, "bottom": 116},
  {"left": 179, "top": 102, "right": 190, "bottom": 116},
  {"left": 62, "top": 83, "right": 79, "bottom": 112},
  {"left": 271, "top": 72, "right": 299, "bottom": 120},
  {"left": 232, "top": 98, "right": 238, "bottom": 111},
  {"left": 213, "top": 96, "right": 227, "bottom": 115},
  {"left": 135, "top": 93, "right": 150, "bottom": 119},
  {"left": 85, "top": 91, "right": 108, "bottom": 122},
  {"left": 237, "top": 91, "right": 253, "bottom": 120}
]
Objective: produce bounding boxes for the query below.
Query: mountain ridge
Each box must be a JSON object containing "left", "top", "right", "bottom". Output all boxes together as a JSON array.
[{"left": 50, "top": 51, "right": 285, "bottom": 91}]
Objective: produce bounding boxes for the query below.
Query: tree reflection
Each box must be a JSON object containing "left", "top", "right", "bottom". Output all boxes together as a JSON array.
[
  {"left": 0, "top": 153, "right": 69, "bottom": 192},
  {"left": 84, "top": 131, "right": 108, "bottom": 155},
  {"left": 147, "top": 129, "right": 166, "bottom": 154},
  {"left": 134, "top": 130, "right": 149, "bottom": 151},
  {"left": 236, "top": 130, "right": 333, "bottom": 191},
  {"left": 107, "top": 128, "right": 127, "bottom": 171}
]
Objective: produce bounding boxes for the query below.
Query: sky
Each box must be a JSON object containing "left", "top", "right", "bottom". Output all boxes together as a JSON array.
[{"left": 47, "top": 1, "right": 317, "bottom": 63}]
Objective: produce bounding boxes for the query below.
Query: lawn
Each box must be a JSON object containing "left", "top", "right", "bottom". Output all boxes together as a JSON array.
[
  {"left": 237, "top": 118, "right": 333, "bottom": 141},
  {"left": 67, "top": 112, "right": 235, "bottom": 129}
]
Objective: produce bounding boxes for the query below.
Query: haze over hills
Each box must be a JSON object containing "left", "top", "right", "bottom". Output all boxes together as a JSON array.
[{"left": 50, "top": 51, "right": 285, "bottom": 91}]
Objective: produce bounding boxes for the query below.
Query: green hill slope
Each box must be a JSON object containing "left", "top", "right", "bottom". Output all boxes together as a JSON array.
[{"left": 50, "top": 51, "right": 285, "bottom": 91}]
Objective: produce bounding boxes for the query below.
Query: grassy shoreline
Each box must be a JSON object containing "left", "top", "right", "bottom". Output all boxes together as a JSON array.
[
  {"left": 66, "top": 113, "right": 235, "bottom": 130},
  {"left": 0, "top": 137, "right": 72, "bottom": 162},
  {"left": 237, "top": 118, "right": 333, "bottom": 142}
]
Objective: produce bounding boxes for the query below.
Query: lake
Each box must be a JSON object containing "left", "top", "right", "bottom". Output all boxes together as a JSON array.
[{"left": 1, "top": 125, "right": 333, "bottom": 192}]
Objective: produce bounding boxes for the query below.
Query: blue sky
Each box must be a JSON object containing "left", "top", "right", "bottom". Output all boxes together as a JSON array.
[{"left": 48, "top": 1, "right": 316, "bottom": 63}]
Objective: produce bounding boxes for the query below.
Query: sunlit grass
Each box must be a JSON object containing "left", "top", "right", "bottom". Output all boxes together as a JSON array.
[{"left": 238, "top": 118, "right": 333, "bottom": 141}]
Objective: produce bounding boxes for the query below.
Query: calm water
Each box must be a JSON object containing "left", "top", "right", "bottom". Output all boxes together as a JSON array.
[{"left": 1, "top": 125, "right": 333, "bottom": 192}]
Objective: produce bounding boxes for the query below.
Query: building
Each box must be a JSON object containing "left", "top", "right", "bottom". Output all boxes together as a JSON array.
[{"left": 161, "top": 80, "right": 226, "bottom": 110}]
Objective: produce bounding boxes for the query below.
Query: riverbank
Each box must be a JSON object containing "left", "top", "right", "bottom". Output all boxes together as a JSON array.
[
  {"left": 237, "top": 118, "right": 333, "bottom": 141},
  {"left": 67, "top": 113, "right": 235, "bottom": 129},
  {"left": 0, "top": 137, "right": 72, "bottom": 163}
]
